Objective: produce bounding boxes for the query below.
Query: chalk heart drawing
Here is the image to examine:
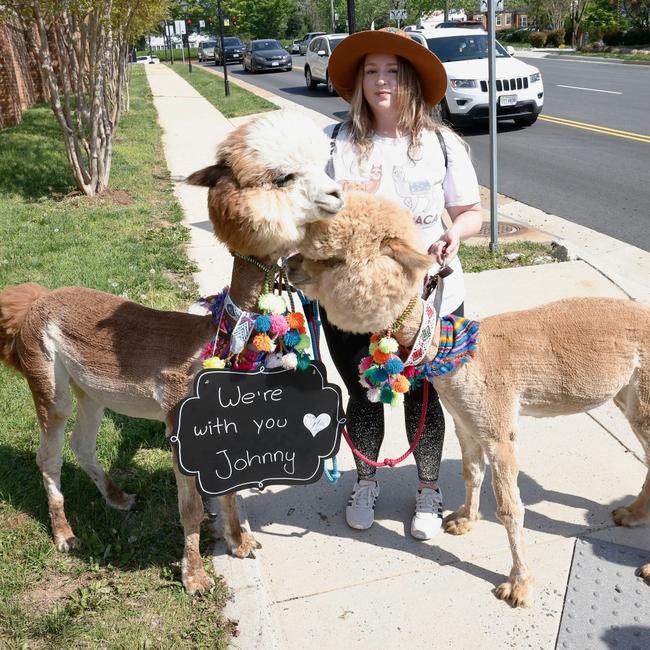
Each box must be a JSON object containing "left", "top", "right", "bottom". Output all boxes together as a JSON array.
[{"left": 303, "top": 413, "right": 331, "bottom": 437}]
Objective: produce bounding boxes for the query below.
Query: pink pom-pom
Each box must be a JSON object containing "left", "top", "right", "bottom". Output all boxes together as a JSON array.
[
  {"left": 358, "top": 356, "right": 374, "bottom": 372},
  {"left": 403, "top": 366, "right": 417, "bottom": 379},
  {"left": 269, "top": 314, "right": 289, "bottom": 336}
]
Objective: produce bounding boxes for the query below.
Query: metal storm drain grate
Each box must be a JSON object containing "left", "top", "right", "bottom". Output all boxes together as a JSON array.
[
  {"left": 478, "top": 221, "right": 524, "bottom": 237},
  {"left": 556, "top": 538, "right": 650, "bottom": 650}
]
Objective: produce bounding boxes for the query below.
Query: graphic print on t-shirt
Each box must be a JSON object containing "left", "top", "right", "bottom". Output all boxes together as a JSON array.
[
  {"left": 341, "top": 164, "right": 383, "bottom": 194},
  {"left": 391, "top": 163, "right": 435, "bottom": 217}
]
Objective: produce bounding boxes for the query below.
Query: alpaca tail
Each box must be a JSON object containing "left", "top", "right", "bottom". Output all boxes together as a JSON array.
[{"left": 0, "top": 283, "right": 50, "bottom": 372}]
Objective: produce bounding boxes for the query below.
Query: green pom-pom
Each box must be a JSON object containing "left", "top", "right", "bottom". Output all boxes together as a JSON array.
[
  {"left": 368, "top": 341, "right": 378, "bottom": 355},
  {"left": 296, "top": 352, "right": 310, "bottom": 371},
  {"left": 390, "top": 392, "right": 404, "bottom": 408},
  {"left": 295, "top": 334, "right": 310, "bottom": 351},
  {"left": 379, "top": 337, "right": 398, "bottom": 354},
  {"left": 258, "top": 293, "right": 286, "bottom": 314},
  {"left": 380, "top": 385, "right": 394, "bottom": 404}
]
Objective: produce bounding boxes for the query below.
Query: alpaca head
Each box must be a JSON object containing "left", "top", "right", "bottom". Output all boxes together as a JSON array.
[{"left": 187, "top": 110, "right": 343, "bottom": 258}]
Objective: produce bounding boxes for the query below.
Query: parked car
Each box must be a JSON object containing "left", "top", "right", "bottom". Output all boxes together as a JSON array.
[
  {"left": 290, "top": 38, "right": 302, "bottom": 54},
  {"left": 134, "top": 55, "right": 160, "bottom": 64},
  {"left": 299, "top": 31, "right": 326, "bottom": 55},
  {"left": 198, "top": 41, "right": 217, "bottom": 62},
  {"left": 435, "top": 20, "right": 485, "bottom": 29},
  {"left": 215, "top": 36, "right": 245, "bottom": 65},
  {"left": 304, "top": 33, "right": 348, "bottom": 94},
  {"left": 423, "top": 28, "right": 544, "bottom": 127},
  {"left": 243, "top": 39, "right": 292, "bottom": 73}
]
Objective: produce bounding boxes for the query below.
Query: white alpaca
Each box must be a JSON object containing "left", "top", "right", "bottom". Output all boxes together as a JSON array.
[{"left": 0, "top": 110, "right": 343, "bottom": 594}]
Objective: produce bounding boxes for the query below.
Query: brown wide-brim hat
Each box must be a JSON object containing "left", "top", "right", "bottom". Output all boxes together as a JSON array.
[{"left": 328, "top": 28, "right": 447, "bottom": 106}]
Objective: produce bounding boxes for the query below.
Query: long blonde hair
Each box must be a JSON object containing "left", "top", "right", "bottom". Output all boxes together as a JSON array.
[{"left": 343, "top": 55, "right": 445, "bottom": 164}]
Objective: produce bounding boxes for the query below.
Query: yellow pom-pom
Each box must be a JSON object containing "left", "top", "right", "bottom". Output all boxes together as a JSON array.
[
  {"left": 295, "top": 334, "right": 311, "bottom": 351},
  {"left": 203, "top": 357, "right": 226, "bottom": 369},
  {"left": 379, "top": 337, "right": 399, "bottom": 354},
  {"left": 252, "top": 333, "right": 273, "bottom": 352}
]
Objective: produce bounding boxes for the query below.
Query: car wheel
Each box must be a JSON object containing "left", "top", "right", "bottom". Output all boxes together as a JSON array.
[
  {"left": 514, "top": 114, "right": 538, "bottom": 127},
  {"left": 305, "top": 67, "right": 317, "bottom": 90},
  {"left": 326, "top": 73, "right": 336, "bottom": 96},
  {"left": 251, "top": 61, "right": 258, "bottom": 74}
]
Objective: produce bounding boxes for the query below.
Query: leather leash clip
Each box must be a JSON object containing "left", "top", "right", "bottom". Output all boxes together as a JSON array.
[{"left": 423, "top": 265, "right": 453, "bottom": 300}]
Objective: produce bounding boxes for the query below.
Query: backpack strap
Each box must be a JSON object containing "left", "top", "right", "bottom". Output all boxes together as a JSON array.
[{"left": 435, "top": 128, "right": 448, "bottom": 169}]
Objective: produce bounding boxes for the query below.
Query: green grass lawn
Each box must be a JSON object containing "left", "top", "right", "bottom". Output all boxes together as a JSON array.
[
  {"left": 459, "top": 241, "right": 557, "bottom": 273},
  {"left": 165, "top": 62, "right": 276, "bottom": 117},
  {"left": 0, "top": 67, "right": 232, "bottom": 649}
]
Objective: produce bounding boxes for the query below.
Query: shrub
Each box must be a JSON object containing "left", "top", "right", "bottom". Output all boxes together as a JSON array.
[
  {"left": 528, "top": 31, "right": 547, "bottom": 48},
  {"left": 623, "top": 28, "right": 650, "bottom": 46},
  {"left": 602, "top": 29, "right": 624, "bottom": 46},
  {"left": 546, "top": 28, "right": 565, "bottom": 47}
]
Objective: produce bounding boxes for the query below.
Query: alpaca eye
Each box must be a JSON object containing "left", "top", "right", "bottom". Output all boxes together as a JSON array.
[{"left": 274, "top": 173, "right": 295, "bottom": 188}]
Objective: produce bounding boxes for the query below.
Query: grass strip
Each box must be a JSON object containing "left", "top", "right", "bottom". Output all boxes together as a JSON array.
[
  {"left": 0, "top": 66, "right": 232, "bottom": 649},
  {"left": 460, "top": 241, "right": 557, "bottom": 273},
  {"left": 165, "top": 62, "right": 276, "bottom": 117}
]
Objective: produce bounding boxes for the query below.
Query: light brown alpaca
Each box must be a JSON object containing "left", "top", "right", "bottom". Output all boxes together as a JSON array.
[
  {"left": 291, "top": 193, "right": 650, "bottom": 607},
  {"left": 0, "top": 110, "right": 343, "bottom": 594}
]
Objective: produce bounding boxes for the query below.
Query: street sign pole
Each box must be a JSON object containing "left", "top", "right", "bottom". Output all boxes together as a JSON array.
[
  {"left": 216, "top": 0, "right": 230, "bottom": 97},
  {"left": 487, "top": 0, "right": 498, "bottom": 251}
]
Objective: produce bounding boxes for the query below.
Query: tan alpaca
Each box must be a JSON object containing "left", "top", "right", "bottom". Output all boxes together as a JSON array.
[
  {"left": 0, "top": 110, "right": 343, "bottom": 594},
  {"left": 291, "top": 193, "right": 650, "bottom": 608}
]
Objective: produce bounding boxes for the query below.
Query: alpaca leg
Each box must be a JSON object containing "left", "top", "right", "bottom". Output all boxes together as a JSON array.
[
  {"left": 69, "top": 388, "right": 135, "bottom": 510},
  {"left": 486, "top": 439, "right": 534, "bottom": 608},
  {"left": 444, "top": 424, "right": 486, "bottom": 536},
  {"left": 172, "top": 451, "right": 214, "bottom": 594},
  {"left": 220, "top": 493, "right": 261, "bottom": 558},
  {"left": 612, "top": 374, "right": 650, "bottom": 528},
  {"left": 32, "top": 378, "right": 76, "bottom": 552}
]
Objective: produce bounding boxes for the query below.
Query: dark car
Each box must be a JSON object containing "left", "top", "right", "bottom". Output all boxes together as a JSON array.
[
  {"left": 214, "top": 36, "right": 245, "bottom": 65},
  {"left": 242, "top": 39, "right": 292, "bottom": 73},
  {"left": 435, "top": 20, "right": 485, "bottom": 29}
]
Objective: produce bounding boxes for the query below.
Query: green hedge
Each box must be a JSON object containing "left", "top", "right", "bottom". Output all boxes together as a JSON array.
[
  {"left": 135, "top": 48, "right": 198, "bottom": 61},
  {"left": 528, "top": 31, "right": 547, "bottom": 47},
  {"left": 546, "top": 28, "right": 565, "bottom": 47}
]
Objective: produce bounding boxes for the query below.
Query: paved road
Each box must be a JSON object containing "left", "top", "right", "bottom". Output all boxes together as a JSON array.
[{"left": 200, "top": 55, "right": 650, "bottom": 251}]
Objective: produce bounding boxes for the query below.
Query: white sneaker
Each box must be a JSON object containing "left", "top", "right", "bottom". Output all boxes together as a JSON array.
[
  {"left": 411, "top": 487, "right": 444, "bottom": 540},
  {"left": 346, "top": 480, "right": 380, "bottom": 530}
]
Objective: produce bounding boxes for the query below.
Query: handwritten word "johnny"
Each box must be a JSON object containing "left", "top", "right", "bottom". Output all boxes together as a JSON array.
[{"left": 214, "top": 448, "right": 295, "bottom": 479}]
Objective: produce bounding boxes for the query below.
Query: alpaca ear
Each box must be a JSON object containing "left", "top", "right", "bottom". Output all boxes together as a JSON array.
[
  {"left": 380, "top": 238, "right": 433, "bottom": 271},
  {"left": 186, "top": 163, "right": 229, "bottom": 187}
]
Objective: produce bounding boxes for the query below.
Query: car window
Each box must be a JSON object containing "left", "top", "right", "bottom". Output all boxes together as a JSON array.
[
  {"left": 328, "top": 37, "right": 346, "bottom": 52},
  {"left": 252, "top": 40, "right": 282, "bottom": 51},
  {"left": 202, "top": 41, "right": 216, "bottom": 48},
  {"left": 425, "top": 34, "right": 507, "bottom": 62},
  {"left": 223, "top": 37, "right": 242, "bottom": 46},
  {"left": 310, "top": 38, "right": 322, "bottom": 52}
]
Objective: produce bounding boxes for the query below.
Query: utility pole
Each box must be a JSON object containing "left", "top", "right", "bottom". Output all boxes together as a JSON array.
[
  {"left": 347, "top": 0, "right": 356, "bottom": 34},
  {"left": 487, "top": 0, "right": 498, "bottom": 251},
  {"left": 216, "top": 0, "right": 230, "bottom": 96}
]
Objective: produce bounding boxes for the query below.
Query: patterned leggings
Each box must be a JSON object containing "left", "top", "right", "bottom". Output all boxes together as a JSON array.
[{"left": 321, "top": 304, "right": 463, "bottom": 483}]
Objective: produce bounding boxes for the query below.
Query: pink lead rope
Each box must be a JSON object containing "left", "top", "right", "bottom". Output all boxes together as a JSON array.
[{"left": 341, "top": 381, "right": 429, "bottom": 468}]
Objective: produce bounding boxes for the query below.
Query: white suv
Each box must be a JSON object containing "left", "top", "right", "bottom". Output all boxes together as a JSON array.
[
  {"left": 413, "top": 28, "right": 544, "bottom": 127},
  {"left": 304, "top": 34, "right": 348, "bottom": 95}
]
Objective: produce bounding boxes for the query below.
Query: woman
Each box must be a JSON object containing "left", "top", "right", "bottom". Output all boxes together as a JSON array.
[{"left": 323, "top": 28, "right": 483, "bottom": 539}]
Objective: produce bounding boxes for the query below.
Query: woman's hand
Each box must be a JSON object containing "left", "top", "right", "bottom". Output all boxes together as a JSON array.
[{"left": 429, "top": 228, "right": 460, "bottom": 265}]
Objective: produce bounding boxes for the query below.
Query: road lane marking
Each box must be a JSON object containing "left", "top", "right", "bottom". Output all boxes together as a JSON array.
[
  {"left": 539, "top": 115, "right": 650, "bottom": 143},
  {"left": 556, "top": 84, "right": 622, "bottom": 94}
]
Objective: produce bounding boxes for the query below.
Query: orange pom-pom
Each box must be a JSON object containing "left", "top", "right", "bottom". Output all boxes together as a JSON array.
[
  {"left": 370, "top": 334, "right": 381, "bottom": 343},
  {"left": 393, "top": 374, "right": 410, "bottom": 393},
  {"left": 372, "top": 349, "right": 391, "bottom": 364},
  {"left": 286, "top": 312, "right": 305, "bottom": 329},
  {"left": 252, "top": 333, "right": 273, "bottom": 352}
]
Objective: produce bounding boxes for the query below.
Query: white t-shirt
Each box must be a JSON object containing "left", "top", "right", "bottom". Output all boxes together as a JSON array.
[{"left": 325, "top": 123, "right": 480, "bottom": 315}]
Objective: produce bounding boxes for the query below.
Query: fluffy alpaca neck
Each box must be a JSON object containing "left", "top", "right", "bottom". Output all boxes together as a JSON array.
[{"left": 228, "top": 255, "right": 277, "bottom": 312}]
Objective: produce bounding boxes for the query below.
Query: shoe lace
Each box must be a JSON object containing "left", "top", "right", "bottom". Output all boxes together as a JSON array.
[
  {"left": 352, "top": 483, "right": 378, "bottom": 508},
  {"left": 415, "top": 489, "right": 442, "bottom": 514}
]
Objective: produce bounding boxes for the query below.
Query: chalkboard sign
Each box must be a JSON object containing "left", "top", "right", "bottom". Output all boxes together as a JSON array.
[{"left": 170, "top": 361, "right": 345, "bottom": 496}]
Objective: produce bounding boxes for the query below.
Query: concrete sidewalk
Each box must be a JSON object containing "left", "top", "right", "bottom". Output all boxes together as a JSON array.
[{"left": 145, "top": 64, "right": 650, "bottom": 649}]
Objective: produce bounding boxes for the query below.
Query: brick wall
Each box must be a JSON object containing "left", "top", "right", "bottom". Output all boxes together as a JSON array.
[{"left": 0, "top": 15, "right": 47, "bottom": 129}]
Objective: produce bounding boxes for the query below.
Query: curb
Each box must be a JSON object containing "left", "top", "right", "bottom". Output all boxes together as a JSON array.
[{"left": 547, "top": 53, "right": 650, "bottom": 65}]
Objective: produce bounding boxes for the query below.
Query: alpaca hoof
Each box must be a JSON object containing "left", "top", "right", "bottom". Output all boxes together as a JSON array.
[
  {"left": 612, "top": 506, "right": 646, "bottom": 527},
  {"left": 183, "top": 569, "right": 215, "bottom": 595},
  {"left": 637, "top": 563, "right": 650, "bottom": 584},
  {"left": 495, "top": 576, "right": 534, "bottom": 608},
  {"left": 55, "top": 535, "right": 78, "bottom": 552},
  {"left": 443, "top": 510, "right": 477, "bottom": 536},
  {"left": 230, "top": 531, "right": 262, "bottom": 559}
]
